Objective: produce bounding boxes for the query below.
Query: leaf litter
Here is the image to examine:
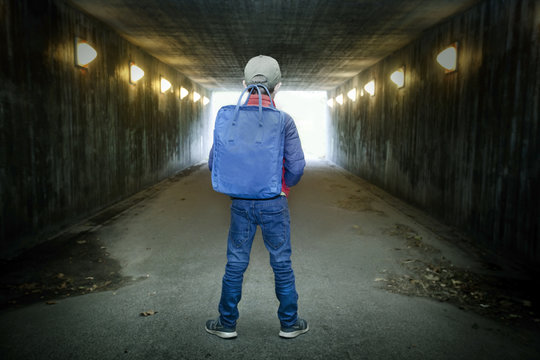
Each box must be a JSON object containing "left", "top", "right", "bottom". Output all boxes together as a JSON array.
[
  {"left": 140, "top": 310, "right": 158, "bottom": 317},
  {"left": 378, "top": 224, "right": 540, "bottom": 327},
  {"left": 0, "top": 232, "right": 145, "bottom": 309}
]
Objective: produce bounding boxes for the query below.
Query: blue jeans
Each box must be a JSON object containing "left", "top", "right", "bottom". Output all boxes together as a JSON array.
[{"left": 218, "top": 196, "right": 299, "bottom": 328}]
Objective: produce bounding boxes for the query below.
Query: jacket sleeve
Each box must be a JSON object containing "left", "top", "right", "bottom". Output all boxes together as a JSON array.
[
  {"left": 283, "top": 114, "right": 305, "bottom": 187},
  {"left": 208, "top": 144, "right": 214, "bottom": 171}
]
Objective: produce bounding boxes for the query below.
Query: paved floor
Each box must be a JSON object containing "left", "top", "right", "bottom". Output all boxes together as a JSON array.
[{"left": 1, "top": 160, "right": 539, "bottom": 359}]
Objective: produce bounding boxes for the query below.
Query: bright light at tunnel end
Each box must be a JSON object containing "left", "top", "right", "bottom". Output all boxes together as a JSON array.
[{"left": 211, "top": 91, "right": 329, "bottom": 159}]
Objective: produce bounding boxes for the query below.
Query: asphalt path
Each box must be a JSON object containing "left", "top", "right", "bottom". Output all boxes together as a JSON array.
[{"left": 1, "top": 160, "right": 539, "bottom": 359}]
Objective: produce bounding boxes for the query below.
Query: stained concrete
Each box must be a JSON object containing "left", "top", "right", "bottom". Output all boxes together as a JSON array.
[{"left": 1, "top": 161, "right": 539, "bottom": 359}]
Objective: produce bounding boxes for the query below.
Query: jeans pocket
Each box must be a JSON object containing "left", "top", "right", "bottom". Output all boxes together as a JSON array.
[
  {"left": 260, "top": 208, "right": 289, "bottom": 250},
  {"left": 229, "top": 206, "right": 250, "bottom": 248}
]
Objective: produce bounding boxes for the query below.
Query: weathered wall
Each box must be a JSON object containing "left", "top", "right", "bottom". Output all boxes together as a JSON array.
[
  {"left": 328, "top": 0, "right": 539, "bottom": 264},
  {"left": 0, "top": 0, "right": 211, "bottom": 252}
]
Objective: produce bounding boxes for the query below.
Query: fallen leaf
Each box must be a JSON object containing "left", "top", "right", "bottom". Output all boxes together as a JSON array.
[
  {"left": 374, "top": 278, "right": 387, "bottom": 282},
  {"left": 425, "top": 274, "right": 440, "bottom": 281},
  {"left": 46, "top": 301, "right": 57, "bottom": 305},
  {"left": 77, "top": 240, "right": 87, "bottom": 244},
  {"left": 19, "top": 282, "right": 38, "bottom": 290},
  {"left": 140, "top": 310, "right": 158, "bottom": 317}
]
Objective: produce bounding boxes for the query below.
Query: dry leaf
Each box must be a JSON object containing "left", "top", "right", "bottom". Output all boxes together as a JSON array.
[
  {"left": 140, "top": 310, "right": 158, "bottom": 317},
  {"left": 46, "top": 301, "right": 57, "bottom": 305}
]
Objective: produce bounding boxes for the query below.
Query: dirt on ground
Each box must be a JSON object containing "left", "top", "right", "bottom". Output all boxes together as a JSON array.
[
  {"left": 379, "top": 223, "right": 540, "bottom": 329},
  {"left": 0, "top": 230, "right": 143, "bottom": 309}
]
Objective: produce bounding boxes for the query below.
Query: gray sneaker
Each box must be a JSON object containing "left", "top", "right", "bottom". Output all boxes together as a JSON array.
[
  {"left": 279, "top": 318, "right": 309, "bottom": 338},
  {"left": 205, "top": 318, "right": 237, "bottom": 339}
]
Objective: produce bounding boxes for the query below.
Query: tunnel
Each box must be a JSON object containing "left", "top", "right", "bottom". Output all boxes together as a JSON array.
[{"left": 1, "top": 0, "right": 539, "bottom": 358}]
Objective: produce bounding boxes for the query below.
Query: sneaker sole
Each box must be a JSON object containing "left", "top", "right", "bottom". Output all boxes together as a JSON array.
[
  {"left": 278, "top": 324, "right": 309, "bottom": 339},
  {"left": 205, "top": 327, "right": 238, "bottom": 339}
]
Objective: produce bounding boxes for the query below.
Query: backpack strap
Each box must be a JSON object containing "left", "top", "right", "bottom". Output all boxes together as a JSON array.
[{"left": 228, "top": 84, "right": 273, "bottom": 144}]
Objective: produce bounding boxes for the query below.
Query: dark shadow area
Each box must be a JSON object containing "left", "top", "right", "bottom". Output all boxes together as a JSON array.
[
  {"left": 0, "top": 231, "right": 139, "bottom": 309},
  {"left": 0, "top": 164, "right": 204, "bottom": 310}
]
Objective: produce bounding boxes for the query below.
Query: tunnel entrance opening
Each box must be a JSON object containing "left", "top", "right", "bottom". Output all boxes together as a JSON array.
[{"left": 210, "top": 91, "right": 329, "bottom": 160}]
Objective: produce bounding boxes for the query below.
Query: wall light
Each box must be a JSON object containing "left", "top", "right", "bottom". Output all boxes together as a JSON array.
[
  {"left": 193, "top": 91, "right": 201, "bottom": 102},
  {"left": 203, "top": 96, "right": 210, "bottom": 106},
  {"left": 364, "top": 80, "right": 375, "bottom": 96},
  {"left": 390, "top": 67, "right": 405, "bottom": 88},
  {"left": 335, "top": 94, "right": 343, "bottom": 105},
  {"left": 180, "top": 87, "right": 189, "bottom": 99},
  {"left": 129, "top": 62, "right": 144, "bottom": 84},
  {"left": 327, "top": 98, "right": 334, "bottom": 108},
  {"left": 160, "top": 76, "right": 172, "bottom": 93},
  {"left": 74, "top": 37, "right": 97, "bottom": 68},
  {"left": 437, "top": 43, "right": 458, "bottom": 73},
  {"left": 347, "top": 88, "right": 357, "bottom": 101}
]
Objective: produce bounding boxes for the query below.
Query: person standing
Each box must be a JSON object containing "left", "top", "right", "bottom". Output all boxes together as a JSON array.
[{"left": 206, "top": 55, "right": 308, "bottom": 339}]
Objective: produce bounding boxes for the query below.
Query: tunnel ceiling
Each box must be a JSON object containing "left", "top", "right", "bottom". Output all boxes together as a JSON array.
[{"left": 68, "top": 0, "right": 480, "bottom": 91}]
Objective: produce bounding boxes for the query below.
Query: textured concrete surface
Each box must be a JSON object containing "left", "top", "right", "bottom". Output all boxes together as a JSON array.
[
  {"left": 67, "top": 0, "right": 482, "bottom": 90},
  {"left": 1, "top": 161, "right": 539, "bottom": 359},
  {"left": 329, "top": 0, "right": 540, "bottom": 265}
]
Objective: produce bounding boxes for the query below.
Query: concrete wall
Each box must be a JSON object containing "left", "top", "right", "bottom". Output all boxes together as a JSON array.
[
  {"left": 328, "top": 0, "right": 539, "bottom": 265},
  {"left": 0, "top": 0, "right": 211, "bottom": 251}
]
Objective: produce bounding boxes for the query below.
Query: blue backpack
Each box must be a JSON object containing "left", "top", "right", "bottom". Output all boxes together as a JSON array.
[{"left": 211, "top": 85, "right": 286, "bottom": 199}]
